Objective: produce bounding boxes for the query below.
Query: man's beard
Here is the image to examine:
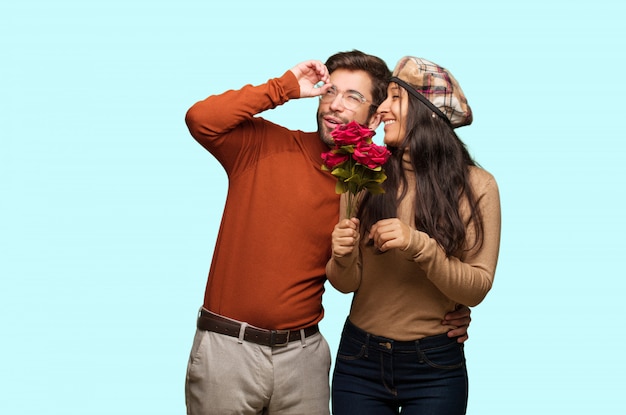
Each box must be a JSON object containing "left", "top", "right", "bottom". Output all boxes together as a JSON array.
[{"left": 316, "top": 110, "right": 350, "bottom": 147}]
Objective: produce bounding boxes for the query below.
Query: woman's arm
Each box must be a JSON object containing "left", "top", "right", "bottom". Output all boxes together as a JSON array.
[{"left": 402, "top": 173, "right": 501, "bottom": 306}]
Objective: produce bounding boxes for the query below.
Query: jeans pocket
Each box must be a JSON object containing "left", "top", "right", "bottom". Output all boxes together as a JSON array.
[
  {"left": 336, "top": 336, "right": 367, "bottom": 361},
  {"left": 418, "top": 342, "right": 465, "bottom": 370}
]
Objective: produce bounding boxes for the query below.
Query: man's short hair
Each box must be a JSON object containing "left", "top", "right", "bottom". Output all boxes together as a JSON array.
[{"left": 325, "top": 50, "right": 391, "bottom": 117}]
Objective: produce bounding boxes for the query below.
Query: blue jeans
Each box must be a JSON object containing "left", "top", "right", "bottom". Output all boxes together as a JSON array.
[{"left": 331, "top": 319, "right": 468, "bottom": 414}]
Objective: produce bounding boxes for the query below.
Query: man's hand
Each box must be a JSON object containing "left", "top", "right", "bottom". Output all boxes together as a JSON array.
[
  {"left": 332, "top": 218, "right": 360, "bottom": 258},
  {"left": 443, "top": 305, "right": 472, "bottom": 343},
  {"left": 289, "top": 60, "right": 332, "bottom": 98}
]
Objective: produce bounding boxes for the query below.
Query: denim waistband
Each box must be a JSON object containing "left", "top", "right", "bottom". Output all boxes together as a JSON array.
[{"left": 342, "top": 318, "right": 458, "bottom": 352}]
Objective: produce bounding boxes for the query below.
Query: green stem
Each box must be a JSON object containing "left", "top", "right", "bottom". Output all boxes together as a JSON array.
[{"left": 346, "top": 192, "right": 355, "bottom": 218}]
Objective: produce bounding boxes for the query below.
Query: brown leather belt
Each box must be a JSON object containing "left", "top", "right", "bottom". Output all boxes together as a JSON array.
[{"left": 196, "top": 309, "right": 319, "bottom": 347}]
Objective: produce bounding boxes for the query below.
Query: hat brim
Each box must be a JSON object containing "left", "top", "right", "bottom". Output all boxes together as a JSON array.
[{"left": 390, "top": 76, "right": 451, "bottom": 126}]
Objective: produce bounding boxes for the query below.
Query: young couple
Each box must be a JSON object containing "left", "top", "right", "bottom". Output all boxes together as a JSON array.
[{"left": 184, "top": 50, "right": 500, "bottom": 414}]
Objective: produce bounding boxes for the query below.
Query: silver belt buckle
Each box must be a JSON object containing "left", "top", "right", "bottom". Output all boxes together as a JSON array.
[{"left": 270, "top": 329, "right": 290, "bottom": 347}]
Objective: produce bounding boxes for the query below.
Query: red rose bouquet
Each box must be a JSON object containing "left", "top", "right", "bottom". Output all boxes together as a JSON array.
[{"left": 321, "top": 121, "right": 391, "bottom": 218}]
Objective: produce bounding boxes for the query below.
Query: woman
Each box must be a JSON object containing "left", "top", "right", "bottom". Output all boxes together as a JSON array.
[{"left": 326, "top": 56, "right": 501, "bottom": 414}]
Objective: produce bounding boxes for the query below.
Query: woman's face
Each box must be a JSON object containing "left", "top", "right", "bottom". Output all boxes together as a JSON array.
[{"left": 377, "top": 83, "right": 409, "bottom": 147}]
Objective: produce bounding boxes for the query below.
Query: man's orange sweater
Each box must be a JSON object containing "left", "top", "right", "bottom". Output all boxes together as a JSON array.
[{"left": 185, "top": 71, "right": 338, "bottom": 330}]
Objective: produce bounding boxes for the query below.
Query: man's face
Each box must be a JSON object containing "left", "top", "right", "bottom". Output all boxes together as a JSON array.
[{"left": 317, "top": 69, "right": 375, "bottom": 147}]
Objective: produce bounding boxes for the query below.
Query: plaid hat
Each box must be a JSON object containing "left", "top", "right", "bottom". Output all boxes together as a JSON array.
[{"left": 391, "top": 56, "right": 472, "bottom": 128}]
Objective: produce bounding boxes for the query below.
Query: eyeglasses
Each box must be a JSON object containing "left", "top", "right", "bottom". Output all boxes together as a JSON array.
[{"left": 319, "top": 87, "right": 371, "bottom": 111}]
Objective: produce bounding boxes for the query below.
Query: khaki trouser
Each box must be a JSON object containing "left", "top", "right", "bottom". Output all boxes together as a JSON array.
[{"left": 185, "top": 328, "right": 331, "bottom": 415}]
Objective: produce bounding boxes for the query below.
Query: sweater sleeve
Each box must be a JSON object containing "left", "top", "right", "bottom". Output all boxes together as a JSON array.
[
  {"left": 325, "top": 193, "right": 363, "bottom": 293},
  {"left": 400, "top": 171, "right": 501, "bottom": 306},
  {"left": 184, "top": 70, "right": 301, "bottom": 169}
]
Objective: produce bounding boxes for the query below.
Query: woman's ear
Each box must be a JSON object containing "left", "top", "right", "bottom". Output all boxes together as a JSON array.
[{"left": 367, "top": 113, "right": 382, "bottom": 130}]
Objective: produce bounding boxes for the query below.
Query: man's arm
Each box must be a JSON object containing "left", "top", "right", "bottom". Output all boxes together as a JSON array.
[
  {"left": 184, "top": 60, "right": 332, "bottom": 171},
  {"left": 185, "top": 60, "right": 331, "bottom": 142}
]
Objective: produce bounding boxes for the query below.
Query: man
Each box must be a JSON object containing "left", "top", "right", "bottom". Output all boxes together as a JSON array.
[{"left": 184, "top": 50, "right": 471, "bottom": 415}]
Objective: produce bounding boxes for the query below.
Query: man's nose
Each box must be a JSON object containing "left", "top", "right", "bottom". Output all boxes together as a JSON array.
[{"left": 329, "top": 94, "right": 344, "bottom": 111}]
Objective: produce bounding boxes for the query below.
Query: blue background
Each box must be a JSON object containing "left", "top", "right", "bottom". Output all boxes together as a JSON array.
[{"left": 2, "top": 0, "right": 625, "bottom": 413}]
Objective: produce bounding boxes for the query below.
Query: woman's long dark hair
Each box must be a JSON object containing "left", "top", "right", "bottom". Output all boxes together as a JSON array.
[{"left": 358, "top": 86, "right": 484, "bottom": 256}]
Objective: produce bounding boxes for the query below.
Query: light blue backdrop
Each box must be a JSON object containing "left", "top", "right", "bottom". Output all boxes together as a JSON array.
[{"left": 2, "top": 0, "right": 625, "bottom": 413}]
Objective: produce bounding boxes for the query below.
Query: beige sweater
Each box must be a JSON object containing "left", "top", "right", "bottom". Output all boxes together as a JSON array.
[{"left": 326, "top": 163, "right": 501, "bottom": 340}]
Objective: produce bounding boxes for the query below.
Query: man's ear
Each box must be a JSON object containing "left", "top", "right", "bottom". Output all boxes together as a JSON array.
[{"left": 367, "top": 113, "right": 381, "bottom": 130}]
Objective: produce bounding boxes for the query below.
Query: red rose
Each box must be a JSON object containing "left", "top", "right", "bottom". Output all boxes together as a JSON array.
[
  {"left": 353, "top": 142, "right": 391, "bottom": 169},
  {"left": 331, "top": 121, "right": 375, "bottom": 146},
  {"left": 321, "top": 150, "right": 350, "bottom": 170},
  {"left": 321, "top": 121, "right": 389, "bottom": 216}
]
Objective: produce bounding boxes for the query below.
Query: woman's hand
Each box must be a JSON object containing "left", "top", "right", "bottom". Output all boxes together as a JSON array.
[
  {"left": 368, "top": 218, "right": 412, "bottom": 252},
  {"left": 332, "top": 218, "right": 360, "bottom": 257}
]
